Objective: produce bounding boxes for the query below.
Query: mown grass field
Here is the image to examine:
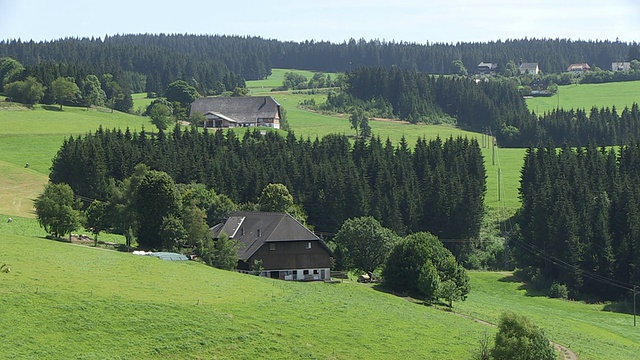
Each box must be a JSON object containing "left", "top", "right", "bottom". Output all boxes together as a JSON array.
[
  {"left": 0, "top": 103, "right": 151, "bottom": 217},
  {"left": 526, "top": 80, "right": 640, "bottom": 114},
  {"left": 455, "top": 272, "right": 640, "bottom": 360},
  {"left": 2, "top": 228, "right": 639, "bottom": 359},
  {"left": 0, "top": 232, "right": 490, "bottom": 360}
]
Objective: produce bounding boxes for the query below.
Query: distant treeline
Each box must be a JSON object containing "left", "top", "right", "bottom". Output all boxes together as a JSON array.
[
  {"left": 49, "top": 127, "right": 486, "bottom": 250},
  {"left": 330, "top": 67, "right": 529, "bottom": 130},
  {"left": 516, "top": 142, "right": 640, "bottom": 299},
  {"left": 1, "top": 34, "right": 638, "bottom": 93},
  {"left": 505, "top": 104, "right": 640, "bottom": 147},
  {"left": 335, "top": 67, "right": 640, "bottom": 147}
]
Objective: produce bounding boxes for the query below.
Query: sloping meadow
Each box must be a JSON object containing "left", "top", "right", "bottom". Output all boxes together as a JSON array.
[{"left": 0, "top": 233, "right": 489, "bottom": 359}]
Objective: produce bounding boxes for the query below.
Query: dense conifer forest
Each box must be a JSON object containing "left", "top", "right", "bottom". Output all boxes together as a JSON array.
[
  {"left": 515, "top": 142, "right": 640, "bottom": 299},
  {"left": 49, "top": 127, "right": 486, "bottom": 253},
  {"left": 1, "top": 34, "right": 638, "bottom": 94},
  {"left": 332, "top": 67, "right": 640, "bottom": 147}
]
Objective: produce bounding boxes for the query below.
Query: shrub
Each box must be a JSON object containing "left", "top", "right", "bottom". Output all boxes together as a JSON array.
[
  {"left": 491, "top": 312, "right": 556, "bottom": 360},
  {"left": 548, "top": 282, "right": 568, "bottom": 299}
]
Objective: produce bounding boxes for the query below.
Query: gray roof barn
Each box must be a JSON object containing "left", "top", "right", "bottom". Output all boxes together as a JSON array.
[
  {"left": 190, "top": 96, "right": 281, "bottom": 129},
  {"left": 212, "top": 212, "right": 324, "bottom": 260},
  {"left": 211, "top": 212, "right": 333, "bottom": 280}
]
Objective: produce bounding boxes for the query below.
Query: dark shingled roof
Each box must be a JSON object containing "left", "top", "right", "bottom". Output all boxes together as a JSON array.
[
  {"left": 190, "top": 96, "right": 280, "bottom": 124},
  {"left": 211, "top": 211, "right": 326, "bottom": 260}
]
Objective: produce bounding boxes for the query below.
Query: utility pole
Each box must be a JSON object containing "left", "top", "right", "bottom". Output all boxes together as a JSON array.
[
  {"left": 492, "top": 140, "right": 495, "bottom": 166},
  {"left": 498, "top": 167, "right": 502, "bottom": 202}
]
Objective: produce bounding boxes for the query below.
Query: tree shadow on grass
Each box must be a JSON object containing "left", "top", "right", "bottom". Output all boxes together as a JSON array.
[
  {"left": 602, "top": 301, "right": 636, "bottom": 315},
  {"left": 370, "top": 283, "right": 454, "bottom": 309},
  {"left": 497, "top": 273, "right": 548, "bottom": 297},
  {"left": 41, "top": 105, "right": 62, "bottom": 111}
]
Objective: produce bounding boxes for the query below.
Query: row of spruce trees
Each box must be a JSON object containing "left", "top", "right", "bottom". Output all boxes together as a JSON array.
[
  {"left": 515, "top": 142, "right": 640, "bottom": 299},
  {"left": 49, "top": 127, "right": 486, "bottom": 255},
  {"left": 330, "top": 67, "right": 640, "bottom": 147},
  {"left": 2, "top": 35, "right": 638, "bottom": 80}
]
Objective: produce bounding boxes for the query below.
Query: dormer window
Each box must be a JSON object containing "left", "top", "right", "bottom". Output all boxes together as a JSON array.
[
  {"left": 257, "top": 229, "right": 261, "bottom": 237},
  {"left": 241, "top": 228, "right": 245, "bottom": 236}
]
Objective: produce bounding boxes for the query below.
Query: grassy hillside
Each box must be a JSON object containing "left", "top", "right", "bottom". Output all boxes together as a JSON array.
[
  {"left": 0, "top": 104, "right": 151, "bottom": 217},
  {"left": 526, "top": 80, "right": 640, "bottom": 114},
  {"left": 1, "top": 77, "right": 523, "bottom": 219},
  {"left": 456, "top": 272, "right": 640, "bottom": 360},
  {"left": 2, "top": 228, "right": 639, "bottom": 359},
  {"left": 0, "top": 232, "right": 489, "bottom": 359}
]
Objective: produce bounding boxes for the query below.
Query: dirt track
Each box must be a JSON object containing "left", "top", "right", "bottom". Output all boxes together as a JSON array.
[{"left": 454, "top": 311, "right": 578, "bottom": 360}]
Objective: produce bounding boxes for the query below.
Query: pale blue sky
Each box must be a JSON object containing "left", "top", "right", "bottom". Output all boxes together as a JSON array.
[{"left": 1, "top": 0, "right": 639, "bottom": 44}]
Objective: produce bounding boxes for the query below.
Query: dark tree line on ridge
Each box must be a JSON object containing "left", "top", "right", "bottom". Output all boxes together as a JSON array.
[
  {"left": 49, "top": 127, "right": 486, "bottom": 255},
  {"left": 326, "top": 67, "right": 640, "bottom": 148},
  {"left": 502, "top": 103, "right": 640, "bottom": 147},
  {"left": 1, "top": 34, "right": 638, "bottom": 95},
  {"left": 515, "top": 142, "right": 640, "bottom": 300}
]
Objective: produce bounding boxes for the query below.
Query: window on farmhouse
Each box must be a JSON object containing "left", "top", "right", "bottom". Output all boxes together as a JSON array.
[
  {"left": 306, "top": 242, "right": 312, "bottom": 249},
  {"left": 269, "top": 243, "right": 276, "bottom": 251}
]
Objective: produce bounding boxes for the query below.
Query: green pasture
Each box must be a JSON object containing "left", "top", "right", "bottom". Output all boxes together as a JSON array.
[
  {"left": 132, "top": 92, "right": 154, "bottom": 113},
  {"left": 2, "top": 228, "right": 638, "bottom": 359},
  {"left": 457, "top": 271, "right": 640, "bottom": 360},
  {"left": 527, "top": 80, "right": 640, "bottom": 114},
  {"left": 0, "top": 104, "right": 152, "bottom": 218},
  {"left": 247, "top": 68, "right": 336, "bottom": 94},
  {"left": 0, "top": 77, "right": 526, "bottom": 219},
  {"left": 0, "top": 232, "right": 489, "bottom": 360}
]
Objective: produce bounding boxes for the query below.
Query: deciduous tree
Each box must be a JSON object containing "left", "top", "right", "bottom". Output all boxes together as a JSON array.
[
  {"left": 165, "top": 80, "right": 200, "bottom": 111},
  {"left": 149, "top": 102, "right": 173, "bottom": 130},
  {"left": 384, "top": 232, "right": 469, "bottom": 304},
  {"left": 491, "top": 313, "right": 556, "bottom": 360},
  {"left": 34, "top": 183, "right": 82, "bottom": 239},
  {"left": 51, "top": 77, "right": 80, "bottom": 110},
  {"left": 4, "top": 76, "right": 45, "bottom": 106},
  {"left": 258, "top": 183, "right": 294, "bottom": 212},
  {"left": 450, "top": 60, "right": 468, "bottom": 76},
  {"left": 134, "top": 170, "right": 180, "bottom": 249},
  {"left": 85, "top": 200, "right": 108, "bottom": 244},
  {"left": 199, "top": 232, "right": 239, "bottom": 270},
  {"left": 334, "top": 216, "right": 398, "bottom": 273}
]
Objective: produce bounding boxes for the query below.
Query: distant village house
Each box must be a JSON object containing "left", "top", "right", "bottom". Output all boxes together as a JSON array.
[
  {"left": 211, "top": 212, "right": 333, "bottom": 281},
  {"left": 519, "top": 62, "right": 540, "bottom": 75},
  {"left": 190, "top": 96, "right": 281, "bottom": 129},
  {"left": 476, "top": 62, "right": 498, "bottom": 75},
  {"left": 612, "top": 61, "right": 631, "bottom": 72},
  {"left": 567, "top": 63, "right": 591, "bottom": 75}
]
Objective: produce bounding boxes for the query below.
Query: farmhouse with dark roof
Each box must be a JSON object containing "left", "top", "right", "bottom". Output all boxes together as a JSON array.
[
  {"left": 190, "top": 96, "right": 281, "bottom": 129},
  {"left": 211, "top": 212, "right": 332, "bottom": 281}
]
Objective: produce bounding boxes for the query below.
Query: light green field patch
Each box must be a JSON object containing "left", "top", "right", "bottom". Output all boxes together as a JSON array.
[
  {"left": 247, "top": 68, "right": 339, "bottom": 94},
  {"left": 0, "top": 233, "right": 490, "bottom": 359},
  {"left": 457, "top": 271, "right": 640, "bottom": 360},
  {"left": 527, "top": 80, "right": 640, "bottom": 114},
  {"left": 0, "top": 160, "right": 47, "bottom": 218},
  {"left": 0, "top": 104, "right": 152, "bottom": 216},
  {"left": 132, "top": 92, "right": 155, "bottom": 113}
]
